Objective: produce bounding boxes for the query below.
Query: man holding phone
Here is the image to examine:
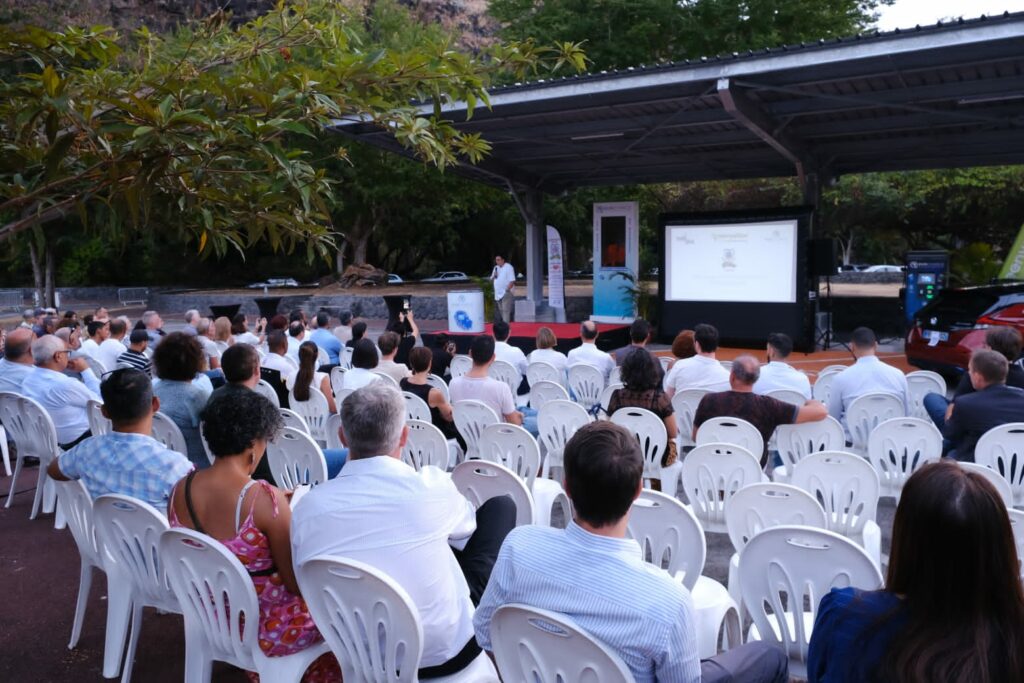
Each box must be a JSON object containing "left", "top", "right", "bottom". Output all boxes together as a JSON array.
[{"left": 491, "top": 254, "right": 516, "bottom": 324}]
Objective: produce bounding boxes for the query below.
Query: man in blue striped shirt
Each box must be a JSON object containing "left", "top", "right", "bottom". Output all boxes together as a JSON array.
[{"left": 474, "top": 421, "right": 787, "bottom": 683}]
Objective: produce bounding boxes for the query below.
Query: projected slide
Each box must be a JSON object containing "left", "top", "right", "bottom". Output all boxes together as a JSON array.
[{"left": 665, "top": 220, "right": 798, "bottom": 303}]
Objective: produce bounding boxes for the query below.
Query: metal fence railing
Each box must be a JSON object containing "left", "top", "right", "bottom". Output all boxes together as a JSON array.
[
  {"left": 117, "top": 288, "right": 149, "bottom": 306},
  {"left": 0, "top": 290, "right": 23, "bottom": 311}
]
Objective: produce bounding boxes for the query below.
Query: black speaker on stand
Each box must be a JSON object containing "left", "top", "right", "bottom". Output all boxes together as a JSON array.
[{"left": 808, "top": 238, "right": 839, "bottom": 349}]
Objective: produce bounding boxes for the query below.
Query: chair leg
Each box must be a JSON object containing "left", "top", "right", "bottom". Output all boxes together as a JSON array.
[
  {"left": 68, "top": 561, "right": 94, "bottom": 649},
  {"left": 29, "top": 463, "right": 48, "bottom": 520},
  {"left": 5, "top": 454, "right": 24, "bottom": 509},
  {"left": 0, "top": 427, "right": 11, "bottom": 476},
  {"left": 120, "top": 603, "right": 144, "bottom": 683},
  {"left": 183, "top": 642, "right": 213, "bottom": 683},
  {"left": 103, "top": 573, "right": 133, "bottom": 678}
]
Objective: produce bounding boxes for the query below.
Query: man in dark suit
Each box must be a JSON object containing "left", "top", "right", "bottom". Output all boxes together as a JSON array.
[{"left": 945, "top": 349, "right": 1024, "bottom": 462}]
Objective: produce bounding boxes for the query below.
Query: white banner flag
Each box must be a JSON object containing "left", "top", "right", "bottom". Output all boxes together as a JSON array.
[{"left": 547, "top": 225, "right": 565, "bottom": 309}]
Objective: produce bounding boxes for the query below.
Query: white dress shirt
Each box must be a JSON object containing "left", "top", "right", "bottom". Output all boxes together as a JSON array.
[
  {"left": 663, "top": 355, "right": 730, "bottom": 394},
  {"left": 96, "top": 339, "right": 128, "bottom": 374},
  {"left": 21, "top": 366, "right": 101, "bottom": 444},
  {"left": 827, "top": 355, "right": 909, "bottom": 427},
  {"left": 0, "top": 358, "right": 35, "bottom": 394},
  {"left": 79, "top": 338, "right": 100, "bottom": 358},
  {"left": 260, "top": 353, "right": 296, "bottom": 384},
  {"left": 341, "top": 367, "right": 381, "bottom": 390},
  {"left": 286, "top": 335, "right": 302, "bottom": 361},
  {"left": 492, "top": 263, "right": 515, "bottom": 299},
  {"left": 567, "top": 342, "right": 615, "bottom": 383},
  {"left": 494, "top": 340, "right": 528, "bottom": 376},
  {"left": 754, "top": 361, "right": 812, "bottom": 400},
  {"left": 376, "top": 359, "right": 410, "bottom": 383},
  {"left": 291, "top": 456, "right": 477, "bottom": 667}
]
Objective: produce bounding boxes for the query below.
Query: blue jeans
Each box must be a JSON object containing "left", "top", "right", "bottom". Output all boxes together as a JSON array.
[
  {"left": 323, "top": 448, "right": 348, "bottom": 478},
  {"left": 923, "top": 392, "right": 949, "bottom": 430},
  {"left": 520, "top": 407, "right": 539, "bottom": 438}
]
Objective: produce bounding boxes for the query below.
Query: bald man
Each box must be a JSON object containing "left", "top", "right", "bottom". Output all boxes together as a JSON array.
[
  {"left": 0, "top": 328, "right": 36, "bottom": 393},
  {"left": 692, "top": 354, "right": 827, "bottom": 467},
  {"left": 566, "top": 321, "right": 615, "bottom": 383}
]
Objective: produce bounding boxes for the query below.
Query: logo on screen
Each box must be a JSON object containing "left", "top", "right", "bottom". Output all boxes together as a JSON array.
[
  {"left": 765, "top": 229, "right": 784, "bottom": 242},
  {"left": 722, "top": 249, "right": 736, "bottom": 270},
  {"left": 676, "top": 232, "right": 695, "bottom": 245}
]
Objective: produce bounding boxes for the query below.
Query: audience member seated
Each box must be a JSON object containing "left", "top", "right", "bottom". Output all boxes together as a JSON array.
[
  {"left": 152, "top": 332, "right": 212, "bottom": 469},
  {"left": 944, "top": 349, "right": 1024, "bottom": 462},
  {"left": 308, "top": 311, "right": 342, "bottom": 365},
  {"left": 341, "top": 339, "right": 382, "bottom": 390},
  {"left": 79, "top": 319, "right": 109, "bottom": 360},
  {"left": 194, "top": 317, "right": 222, "bottom": 370},
  {"left": 0, "top": 328, "right": 35, "bottom": 393},
  {"left": 181, "top": 309, "right": 200, "bottom": 337},
  {"left": 389, "top": 309, "right": 420, "bottom": 366},
  {"left": 607, "top": 348, "right": 678, "bottom": 489},
  {"left": 231, "top": 313, "right": 263, "bottom": 346},
  {"left": 267, "top": 314, "right": 289, "bottom": 333},
  {"left": 32, "top": 312, "right": 56, "bottom": 338},
  {"left": 493, "top": 321, "right": 527, "bottom": 376},
  {"left": 527, "top": 326, "right": 568, "bottom": 378},
  {"left": 474, "top": 421, "right": 789, "bottom": 683},
  {"left": 753, "top": 332, "right": 811, "bottom": 399},
  {"left": 566, "top": 320, "right": 615, "bottom": 383},
  {"left": 807, "top": 460, "right": 1024, "bottom": 683},
  {"left": 142, "top": 310, "right": 165, "bottom": 346},
  {"left": 169, "top": 391, "right": 341, "bottom": 682},
  {"left": 450, "top": 335, "right": 536, "bottom": 435},
  {"left": 97, "top": 318, "right": 128, "bottom": 372},
  {"left": 286, "top": 320, "right": 306, "bottom": 362},
  {"left": 693, "top": 355, "right": 827, "bottom": 467},
  {"left": 209, "top": 344, "right": 262, "bottom": 402},
  {"left": 429, "top": 332, "right": 455, "bottom": 379},
  {"left": 664, "top": 323, "right": 730, "bottom": 399},
  {"left": 614, "top": 318, "right": 662, "bottom": 374},
  {"left": 22, "top": 335, "right": 100, "bottom": 448},
  {"left": 826, "top": 327, "right": 909, "bottom": 432},
  {"left": 116, "top": 329, "right": 152, "bottom": 376},
  {"left": 401, "top": 347, "right": 460, "bottom": 441},
  {"left": 332, "top": 310, "right": 353, "bottom": 345},
  {"left": 288, "top": 341, "right": 338, "bottom": 414},
  {"left": 212, "top": 316, "right": 233, "bottom": 354},
  {"left": 47, "top": 369, "right": 193, "bottom": 508},
  {"left": 376, "top": 331, "right": 411, "bottom": 383},
  {"left": 670, "top": 329, "right": 697, "bottom": 371},
  {"left": 55, "top": 323, "right": 82, "bottom": 351},
  {"left": 261, "top": 330, "right": 296, "bottom": 384},
  {"left": 291, "top": 382, "right": 515, "bottom": 678},
  {"left": 345, "top": 320, "right": 367, "bottom": 349}
]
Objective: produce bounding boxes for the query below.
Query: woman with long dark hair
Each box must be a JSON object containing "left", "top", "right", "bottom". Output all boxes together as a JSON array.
[
  {"left": 288, "top": 340, "right": 337, "bottom": 414},
  {"left": 807, "top": 460, "right": 1024, "bottom": 683}
]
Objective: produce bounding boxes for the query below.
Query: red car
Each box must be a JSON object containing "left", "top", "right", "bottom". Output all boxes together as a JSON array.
[{"left": 906, "top": 282, "right": 1024, "bottom": 375}]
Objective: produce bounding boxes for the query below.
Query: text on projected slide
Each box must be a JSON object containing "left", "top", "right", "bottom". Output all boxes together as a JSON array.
[{"left": 665, "top": 220, "right": 798, "bottom": 303}]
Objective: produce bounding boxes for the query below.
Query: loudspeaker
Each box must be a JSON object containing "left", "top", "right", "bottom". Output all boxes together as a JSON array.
[{"left": 809, "top": 238, "right": 839, "bottom": 278}]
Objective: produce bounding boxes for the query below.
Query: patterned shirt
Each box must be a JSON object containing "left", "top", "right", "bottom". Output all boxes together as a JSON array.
[
  {"left": 474, "top": 523, "right": 700, "bottom": 683},
  {"left": 117, "top": 349, "right": 152, "bottom": 376},
  {"left": 56, "top": 431, "right": 193, "bottom": 509}
]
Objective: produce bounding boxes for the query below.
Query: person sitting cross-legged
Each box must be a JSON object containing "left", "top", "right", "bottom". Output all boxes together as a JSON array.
[
  {"left": 943, "top": 349, "right": 1024, "bottom": 462},
  {"left": 473, "top": 420, "right": 789, "bottom": 683},
  {"left": 47, "top": 369, "right": 193, "bottom": 508}
]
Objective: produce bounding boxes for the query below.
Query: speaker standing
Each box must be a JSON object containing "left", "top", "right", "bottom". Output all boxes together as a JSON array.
[{"left": 491, "top": 254, "right": 516, "bottom": 324}]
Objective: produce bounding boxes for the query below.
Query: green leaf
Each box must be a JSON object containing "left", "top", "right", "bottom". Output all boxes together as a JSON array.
[{"left": 41, "top": 65, "right": 60, "bottom": 97}]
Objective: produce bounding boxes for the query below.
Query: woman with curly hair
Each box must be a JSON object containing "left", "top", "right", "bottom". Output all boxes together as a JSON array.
[
  {"left": 152, "top": 332, "right": 212, "bottom": 468},
  {"left": 168, "top": 390, "right": 341, "bottom": 682}
]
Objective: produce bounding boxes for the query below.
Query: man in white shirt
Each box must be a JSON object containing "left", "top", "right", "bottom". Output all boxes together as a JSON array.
[
  {"left": 664, "top": 323, "right": 731, "bottom": 399},
  {"left": 332, "top": 311, "right": 354, "bottom": 345},
  {"left": 490, "top": 254, "right": 516, "bottom": 324},
  {"left": 96, "top": 319, "right": 129, "bottom": 373},
  {"left": 376, "top": 331, "right": 411, "bottom": 383},
  {"left": 753, "top": 332, "right": 812, "bottom": 400},
  {"left": 260, "top": 331, "right": 296, "bottom": 383},
  {"left": 492, "top": 321, "right": 527, "bottom": 376},
  {"left": 21, "top": 335, "right": 101, "bottom": 447},
  {"left": 79, "top": 319, "right": 109, "bottom": 359},
  {"left": 286, "top": 321, "right": 305, "bottom": 362},
  {"left": 450, "top": 335, "right": 525, "bottom": 427},
  {"left": 827, "top": 326, "right": 909, "bottom": 430},
  {"left": 0, "top": 328, "right": 36, "bottom": 393},
  {"left": 291, "top": 382, "right": 515, "bottom": 676},
  {"left": 567, "top": 320, "right": 616, "bottom": 383}
]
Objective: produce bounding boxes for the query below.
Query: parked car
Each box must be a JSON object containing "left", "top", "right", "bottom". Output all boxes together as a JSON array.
[
  {"left": 567, "top": 268, "right": 593, "bottom": 279},
  {"left": 906, "top": 282, "right": 1024, "bottom": 374},
  {"left": 837, "top": 263, "right": 870, "bottom": 273},
  {"left": 421, "top": 271, "right": 469, "bottom": 283},
  {"left": 862, "top": 264, "right": 904, "bottom": 273},
  {"left": 387, "top": 274, "right": 403, "bottom": 284},
  {"left": 247, "top": 277, "right": 299, "bottom": 289}
]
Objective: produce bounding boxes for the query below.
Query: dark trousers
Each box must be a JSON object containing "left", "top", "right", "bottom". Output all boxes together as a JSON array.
[
  {"left": 701, "top": 642, "right": 789, "bottom": 683},
  {"left": 420, "top": 496, "right": 516, "bottom": 679},
  {"left": 59, "top": 429, "right": 91, "bottom": 451}
]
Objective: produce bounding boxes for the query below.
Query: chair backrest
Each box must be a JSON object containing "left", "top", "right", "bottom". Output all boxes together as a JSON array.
[
  {"left": 774, "top": 416, "right": 846, "bottom": 473},
  {"left": 867, "top": 417, "right": 942, "bottom": 496},
  {"left": 537, "top": 400, "right": 591, "bottom": 472},
  {"left": 1008, "top": 509, "right": 1024, "bottom": 579},
  {"left": 530, "top": 380, "right": 570, "bottom": 410},
  {"left": 152, "top": 412, "right": 188, "bottom": 455},
  {"left": 452, "top": 399, "right": 500, "bottom": 458},
  {"left": 960, "top": 461, "right": 1014, "bottom": 508},
  {"left": 159, "top": 528, "right": 261, "bottom": 671},
  {"left": 608, "top": 365, "right": 621, "bottom": 386},
  {"left": 491, "top": 604, "right": 635, "bottom": 683},
  {"left": 451, "top": 460, "right": 534, "bottom": 527},
  {"left": 425, "top": 373, "right": 449, "bottom": 401},
  {"left": 402, "top": 419, "right": 451, "bottom": 471},
  {"left": 610, "top": 407, "right": 668, "bottom": 480},
  {"left": 527, "top": 361, "right": 563, "bottom": 388},
  {"left": 93, "top": 494, "right": 176, "bottom": 610},
  {"left": 811, "top": 367, "right": 844, "bottom": 403},
  {"left": 679, "top": 443, "right": 762, "bottom": 531},
  {"left": 489, "top": 360, "right": 522, "bottom": 398},
  {"left": 905, "top": 370, "right": 947, "bottom": 420},
  {"left": 449, "top": 354, "right": 473, "bottom": 378},
  {"left": 719, "top": 360, "right": 733, "bottom": 371},
  {"left": 0, "top": 393, "right": 59, "bottom": 460},
  {"left": 725, "top": 483, "right": 828, "bottom": 554},
  {"left": 791, "top": 451, "right": 880, "bottom": 537},
  {"left": 739, "top": 526, "right": 883, "bottom": 678},
  {"left": 324, "top": 413, "right": 344, "bottom": 450},
  {"left": 333, "top": 388, "right": 354, "bottom": 413},
  {"left": 975, "top": 422, "right": 1024, "bottom": 507},
  {"left": 86, "top": 399, "right": 112, "bottom": 437},
  {"left": 567, "top": 364, "right": 605, "bottom": 409},
  {"left": 671, "top": 389, "right": 709, "bottom": 447},
  {"left": 279, "top": 407, "right": 310, "bottom": 434},
  {"left": 478, "top": 423, "right": 542, "bottom": 489},
  {"left": 316, "top": 345, "right": 330, "bottom": 367},
  {"left": 297, "top": 555, "right": 424, "bottom": 683},
  {"left": 329, "top": 366, "right": 347, "bottom": 402},
  {"left": 764, "top": 389, "right": 807, "bottom": 407},
  {"left": 597, "top": 383, "right": 623, "bottom": 418},
  {"left": 372, "top": 370, "right": 400, "bottom": 387},
  {"left": 55, "top": 479, "right": 103, "bottom": 568},
  {"left": 626, "top": 490, "right": 706, "bottom": 590},
  {"left": 848, "top": 393, "right": 906, "bottom": 451},
  {"left": 84, "top": 354, "right": 108, "bottom": 378},
  {"left": 695, "top": 416, "right": 764, "bottom": 459},
  {"left": 658, "top": 356, "right": 672, "bottom": 372},
  {"left": 265, "top": 427, "right": 328, "bottom": 490},
  {"left": 254, "top": 379, "right": 280, "bottom": 408},
  {"left": 402, "top": 391, "right": 432, "bottom": 422},
  {"left": 288, "top": 385, "right": 330, "bottom": 443}
]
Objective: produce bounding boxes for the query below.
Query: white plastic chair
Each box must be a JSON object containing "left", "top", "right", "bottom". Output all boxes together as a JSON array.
[
  {"left": 316, "top": 345, "right": 330, "bottom": 367},
  {"left": 719, "top": 360, "right": 733, "bottom": 372},
  {"left": 93, "top": 494, "right": 178, "bottom": 683},
  {"left": 695, "top": 416, "right": 765, "bottom": 461},
  {"left": 372, "top": 370, "right": 400, "bottom": 386},
  {"left": 527, "top": 361, "right": 564, "bottom": 388},
  {"left": 608, "top": 365, "right": 621, "bottom": 386},
  {"left": 724, "top": 483, "right": 829, "bottom": 615},
  {"left": 0, "top": 424, "right": 10, "bottom": 477},
  {"left": 764, "top": 389, "right": 807, "bottom": 407},
  {"left": 530, "top": 380, "right": 569, "bottom": 410},
  {"left": 627, "top": 490, "right": 741, "bottom": 659},
  {"left": 597, "top": 383, "right": 622, "bottom": 419},
  {"left": 537, "top": 400, "right": 591, "bottom": 480},
  {"left": 449, "top": 354, "right": 473, "bottom": 379},
  {"left": 341, "top": 345, "right": 354, "bottom": 369},
  {"left": 847, "top": 392, "right": 906, "bottom": 455},
  {"left": 87, "top": 399, "right": 112, "bottom": 436},
  {"left": 1, "top": 392, "right": 62, "bottom": 519},
  {"left": 288, "top": 385, "right": 330, "bottom": 445},
  {"left": 490, "top": 359, "right": 523, "bottom": 399},
  {"left": 567, "top": 364, "right": 605, "bottom": 411},
  {"left": 905, "top": 370, "right": 947, "bottom": 420},
  {"left": 84, "top": 354, "right": 108, "bottom": 378},
  {"left": 151, "top": 412, "right": 188, "bottom": 455},
  {"left": 332, "top": 388, "right": 354, "bottom": 414},
  {"left": 975, "top": 423, "right": 1024, "bottom": 508},
  {"left": 679, "top": 443, "right": 763, "bottom": 533},
  {"left": 328, "top": 366, "right": 347, "bottom": 400},
  {"left": 811, "top": 367, "right": 844, "bottom": 404},
  {"left": 739, "top": 526, "right": 883, "bottom": 679},
  {"left": 671, "top": 389, "right": 708, "bottom": 450},
  {"left": 54, "top": 480, "right": 105, "bottom": 651},
  {"left": 659, "top": 356, "right": 672, "bottom": 372},
  {"left": 279, "top": 407, "right": 310, "bottom": 434},
  {"left": 324, "top": 413, "right": 344, "bottom": 451},
  {"left": 265, "top": 427, "right": 328, "bottom": 490},
  {"left": 254, "top": 379, "right": 280, "bottom": 408},
  {"left": 610, "top": 406, "right": 682, "bottom": 497},
  {"left": 402, "top": 391, "right": 432, "bottom": 422},
  {"left": 426, "top": 373, "right": 450, "bottom": 401},
  {"left": 297, "top": 555, "right": 498, "bottom": 683},
  {"left": 402, "top": 420, "right": 451, "bottom": 471},
  {"left": 790, "top": 451, "right": 883, "bottom": 569},
  {"left": 453, "top": 399, "right": 500, "bottom": 460},
  {"left": 772, "top": 416, "right": 846, "bottom": 482},
  {"left": 960, "top": 461, "right": 1015, "bottom": 508},
  {"left": 160, "top": 527, "right": 331, "bottom": 683},
  {"left": 1009, "top": 509, "right": 1024, "bottom": 579},
  {"left": 451, "top": 460, "right": 535, "bottom": 527},
  {"left": 478, "top": 423, "right": 570, "bottom": 527},
  {"left": 867, "top": 416, "right": 942, "bottom": 500},
  {"left": 491, "top": 604, "right": 634, "bottom": 683}
]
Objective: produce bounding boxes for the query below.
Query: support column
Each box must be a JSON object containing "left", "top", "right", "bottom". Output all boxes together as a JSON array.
[{"left": 522, "top": 189, "right": 544, "bottom": 303}]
